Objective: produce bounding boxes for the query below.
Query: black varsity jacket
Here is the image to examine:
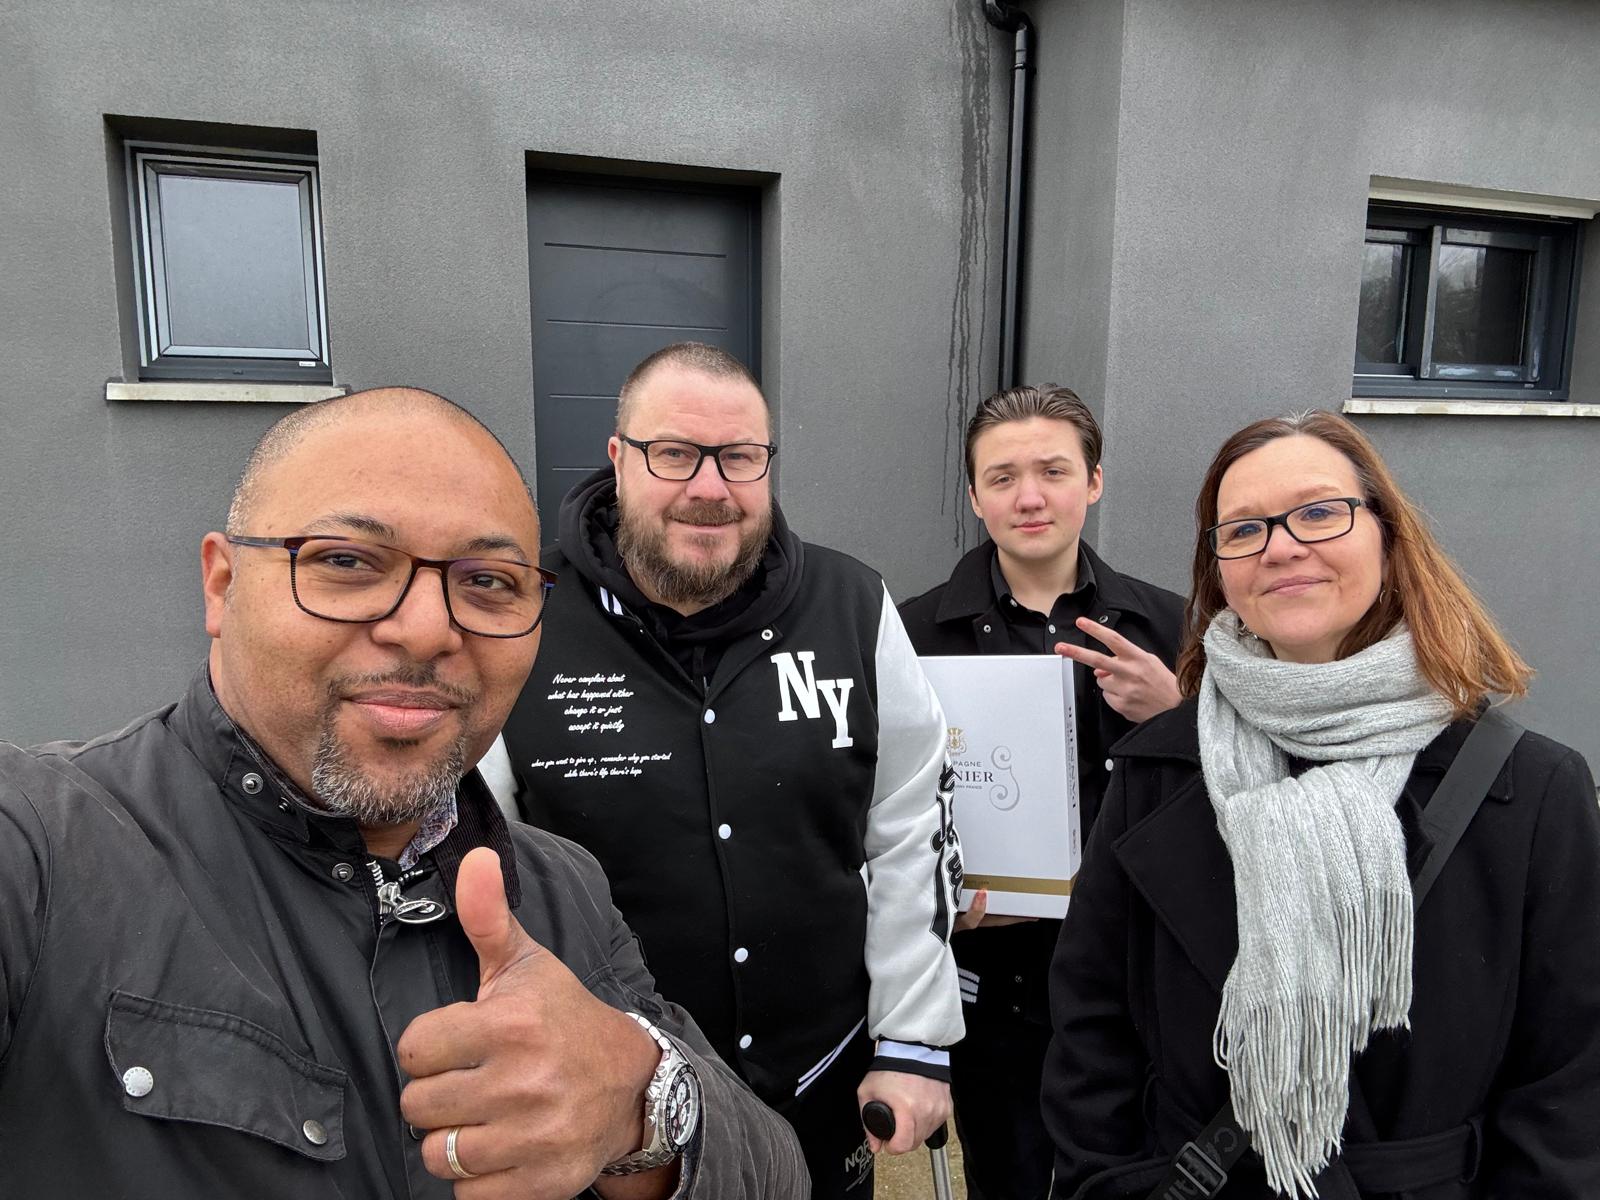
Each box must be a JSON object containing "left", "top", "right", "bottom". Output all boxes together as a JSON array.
[{"left": 493, "top": 469, "right": 965, "bottom": 1108}]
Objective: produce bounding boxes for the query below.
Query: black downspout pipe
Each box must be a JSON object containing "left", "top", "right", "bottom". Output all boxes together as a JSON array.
[{"left": 984, "top": 0, "right": 1033, "bottom": 392}]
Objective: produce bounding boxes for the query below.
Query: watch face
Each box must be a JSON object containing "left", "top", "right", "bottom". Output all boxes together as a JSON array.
[{"left": 664, "top": 1065, "right": 701, "bottom": 1149}]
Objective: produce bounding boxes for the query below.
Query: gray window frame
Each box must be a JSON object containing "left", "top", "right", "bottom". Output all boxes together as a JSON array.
[
  {"left": 126, "top": 142, "right": 332, "bottom": 382},
  {"left": 1354, "top": 203, "right": 1581, "bottom": 402}
]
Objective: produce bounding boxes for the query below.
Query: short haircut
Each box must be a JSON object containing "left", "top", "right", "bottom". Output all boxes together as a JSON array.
[
  {"left": 225, "top": 386, "right": 533, "bottom": 534},
  {"left": 964, "top": 384, "right": 1103, "bottom": 482},
  {"left": 615, "top": 342, "right": 764, "bottom": 432},
  {"left": 1177, "top": 410, "right": 1531, "bottom": 715}
]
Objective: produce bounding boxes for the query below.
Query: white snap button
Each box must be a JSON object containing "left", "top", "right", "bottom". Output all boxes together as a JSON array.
[
  {"left": 717, "top": 823, "right": 732, "bottom": 840},
  {"left": 734, "top": 947, "right": 749, "bottom": 963},
  {"left": 761, "top": 629, "right": 774, "bottom": 641},
  {"left": 303, "top": 1119, "right": 327, "bottom": 1145},
  {"left": 122, "top": 1066, "right": 154, "bottom": 1098},
  {"left": 1008, "top": 598, "right": 1017, "bottom": 606},
  {"left": 1098, "top": 615, "right": 1109, "bottom": 624},
  {"left": 738, "top": 1034, "right": 753, "bottom": 1050},
  {"left": 1048, "top": 624, "right": 1056, "bottom": 633},
  {"left": 703, "top": 709, "right": 716, "bottom": 725},
  {"left": 982, "top": 624, "right": 991, "bottom": 633},
  {"left": 331, "top": 862, "right": 355, "bottom": 883},
  {"left": 1105, "top": 758, "right": 1115, "bottom": 772},
  {"left": 241, "top": 772, "right": 263, "bottom": 795}
]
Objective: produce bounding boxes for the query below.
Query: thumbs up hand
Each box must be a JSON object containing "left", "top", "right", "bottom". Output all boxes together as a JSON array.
[{"left": 398, "top": 849, "right": 668, "bottom": 1199}]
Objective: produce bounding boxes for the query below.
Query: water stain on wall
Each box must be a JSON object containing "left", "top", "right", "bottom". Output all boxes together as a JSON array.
[{"left": 942, "top": 0, "right": 996, "bottom": 552}]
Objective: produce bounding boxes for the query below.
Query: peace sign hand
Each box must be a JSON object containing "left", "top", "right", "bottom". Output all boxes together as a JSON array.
[{"left": 1055, "top": 618, "right": 1182, "bottom": 725}]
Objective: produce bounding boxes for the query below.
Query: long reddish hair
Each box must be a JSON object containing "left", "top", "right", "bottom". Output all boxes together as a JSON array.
[{"left": 1176, "top": 411, "right": 1531, "bottom": 717}]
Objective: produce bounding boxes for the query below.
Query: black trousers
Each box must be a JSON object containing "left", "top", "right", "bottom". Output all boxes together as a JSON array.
[
  {"left": 950, "top": 1002, "right": 1054, "bottom": 1200},
  {"left": 773, "top": 1023, "right": 877, "bottom": 1199}
]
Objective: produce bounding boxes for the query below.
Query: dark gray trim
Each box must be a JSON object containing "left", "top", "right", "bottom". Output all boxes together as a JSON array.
[
  {"left": 1353, "top": 203, "right": 1582, "bottom": 402},
  {"left": 125, "top": 142, "right": 332, "bottom": 383}
]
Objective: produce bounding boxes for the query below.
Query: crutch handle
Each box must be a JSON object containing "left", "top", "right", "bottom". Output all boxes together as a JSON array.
[{"left": 860, "top": 1099, "right": 950, "bottom": 1150}]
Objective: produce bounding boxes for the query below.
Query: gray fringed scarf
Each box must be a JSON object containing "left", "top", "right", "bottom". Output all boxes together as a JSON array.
[{"left": 1198, "top": 611, "right": 1453, "bottom": 1198}]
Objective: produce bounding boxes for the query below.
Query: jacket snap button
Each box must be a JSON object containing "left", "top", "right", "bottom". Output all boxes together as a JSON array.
[
  {"left": 1098, "top": 615, "right": 1109, "bottom": 623},
  {"left": 734, "top": 947, "right": 749, "bottom": 963},
  {"left": 738, "top": 1034, "right": 753, "bottom": 1050},
  {"left": 241, "top": 772, "right": 263, "bottom": 795},
  {"left": 717, "top": 823, "right": 732, "bottom": 840},
  {"left": 1104, "top": 758, "right": 1115, "bottom": 772},
  {"left": 331, "top": 862, "right": 355, "bottom": 883},
  {"left": 703, "top": 709, "right": 716, "bottom": 725},
  {"left": 761, "top": 629, "right": 774, "bottom": 641},
  {"left": 122, "top": 1066, "right": 154, "bottom": 1098},
  {"left": 303, "top": 1119, "right": 328, "bottom": 1146},
  {"left": 981, "top": 624, "right": 991, "bottom": 634}
]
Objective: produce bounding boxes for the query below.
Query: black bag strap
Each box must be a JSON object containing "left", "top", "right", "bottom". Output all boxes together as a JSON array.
[
  {"left": 1411, "top": 706, "right": 1522, "bottom": 911},
  {"left": 1145, "top": 708, "right": 1523, "bottom": 1200}
]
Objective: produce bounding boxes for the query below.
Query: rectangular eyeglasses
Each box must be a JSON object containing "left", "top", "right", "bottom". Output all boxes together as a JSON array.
[
  {"left": 226, "top": 535, "right": 557, "bottom": 637},
  {"left": 618, "top": 435, "right": 776, "bottom": 482},
  {"left": 1206, "top": 497, "right": 1365, "bottom": 560}
]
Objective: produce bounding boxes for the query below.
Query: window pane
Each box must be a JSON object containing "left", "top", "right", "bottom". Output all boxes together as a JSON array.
[
  {"left": 1432, "top": 243, "right": 1529, "bottom": 365},
  {"left": 1356, "top": 241, "right": 1407, "bottom": 364},
  {"left": 154, "top": 171, "right": 316, "bottom": 355}
]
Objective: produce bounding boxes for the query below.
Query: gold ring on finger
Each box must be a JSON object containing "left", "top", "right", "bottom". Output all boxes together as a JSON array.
[{"left": 445, "top": 1125, "right": 479, "bottom": 1180}]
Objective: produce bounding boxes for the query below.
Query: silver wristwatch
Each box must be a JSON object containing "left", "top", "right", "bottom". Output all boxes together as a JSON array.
[{"left": 599, "top": 1012, "right": 702, "bottom": 1176}]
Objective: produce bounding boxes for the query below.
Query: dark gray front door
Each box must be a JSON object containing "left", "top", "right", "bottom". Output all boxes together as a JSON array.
[{"left": 526, "top": 174, "right": 760, "bottom": 522}]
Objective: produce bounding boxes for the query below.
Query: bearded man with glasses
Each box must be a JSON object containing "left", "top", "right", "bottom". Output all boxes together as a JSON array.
[
  {"left": 0, "top": 387, "right": 805, "bottom": 1199},
  {"left": 490, "top": 342, "right": 965, "bottom": 1199}
]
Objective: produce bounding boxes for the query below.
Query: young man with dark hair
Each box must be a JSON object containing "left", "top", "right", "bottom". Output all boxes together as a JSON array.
[{"left": 898, "top": 384, "right": 1184, "bottom": 1200}]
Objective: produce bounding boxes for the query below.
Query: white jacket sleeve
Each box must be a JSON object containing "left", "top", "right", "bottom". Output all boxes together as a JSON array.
[{"left": 862, "top": 583, "right": 965, "bottom": 1064}]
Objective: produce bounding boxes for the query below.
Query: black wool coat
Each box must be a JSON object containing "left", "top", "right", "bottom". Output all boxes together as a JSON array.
[{"left": 1043, "top": 698, "right": 1600, "bottom": 1200}]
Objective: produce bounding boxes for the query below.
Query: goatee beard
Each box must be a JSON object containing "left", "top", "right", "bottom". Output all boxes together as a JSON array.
[
  {"left": 310, "top": 666, "right": 475, "bottom": 827},
  {"left": 617, "top": 499, "right": 771, "bottom": 610}
]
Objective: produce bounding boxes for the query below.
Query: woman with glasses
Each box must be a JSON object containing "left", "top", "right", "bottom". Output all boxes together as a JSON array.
[{"left": 1041, "top": 411, "right": 1600, "bottom": 1199}]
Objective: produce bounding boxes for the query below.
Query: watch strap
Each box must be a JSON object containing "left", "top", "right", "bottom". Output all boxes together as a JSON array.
[{"left": 598, "top": 1012, "right": 697, "bottom": 1177}]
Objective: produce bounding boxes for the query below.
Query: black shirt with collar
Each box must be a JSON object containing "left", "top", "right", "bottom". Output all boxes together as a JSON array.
[
  {"left": 989, "top": 547, "right": 1101, "bottom": 781},
  {"left": 988, "top": 542, "right": 1097, "bottom": 652}
]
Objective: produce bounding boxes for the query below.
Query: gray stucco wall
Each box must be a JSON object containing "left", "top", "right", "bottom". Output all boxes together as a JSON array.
[
  {"left": 1022, "top": 0, "right": 1600, "bottom": 766},
  {"left": 0, "top": 0, "right": 1007, "bottom": 743}
]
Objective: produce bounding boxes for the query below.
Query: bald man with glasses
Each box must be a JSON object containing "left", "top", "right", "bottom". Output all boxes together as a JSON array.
[{"left": 0, "top": 387, "right": 805, "bottom": 1200}]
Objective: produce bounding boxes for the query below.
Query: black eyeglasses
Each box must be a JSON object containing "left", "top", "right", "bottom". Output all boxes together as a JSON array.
[
  {"left": 1206, "top": 497, "right": 1365, "bottom": 560},
  {"left": 226, "top": 535, "right": 557, "bottom": 638},
  {"left": 619, "top": 434, "right": 777, "bottom": 482}
]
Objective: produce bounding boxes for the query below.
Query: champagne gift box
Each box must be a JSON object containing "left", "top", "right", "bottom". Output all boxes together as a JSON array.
[{"left": 920, "top": 655, "right": 1080, "bottom": 919}]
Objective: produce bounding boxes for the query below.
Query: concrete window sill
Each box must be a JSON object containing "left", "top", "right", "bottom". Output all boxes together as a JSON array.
[
  {"left": 106, "top": 381, "right": 348, "bottom": 404},
  {"left": 1345, "top": 398, "right": 1600, "bottom": 418}
]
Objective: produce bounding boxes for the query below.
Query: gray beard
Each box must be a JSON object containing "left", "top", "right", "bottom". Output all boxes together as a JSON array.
[
  {"left": 310, "top": 724, "right": 467, "bottom": 826},
  {"left": 308, "top": 667, "right": 475, "bottom": 826},
  {"left": 617, "top": 500, "right": 771, "bottom": 610}
]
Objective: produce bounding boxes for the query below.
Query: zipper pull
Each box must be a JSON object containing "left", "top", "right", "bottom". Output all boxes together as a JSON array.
[{"left": 366, "top": 858, "right": 447, "bottom": 925}]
